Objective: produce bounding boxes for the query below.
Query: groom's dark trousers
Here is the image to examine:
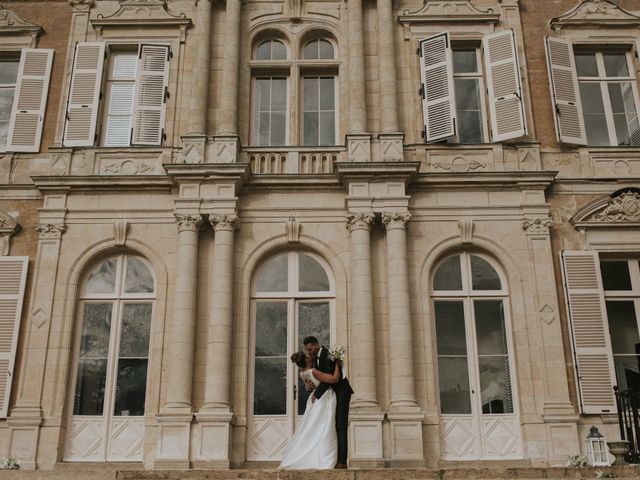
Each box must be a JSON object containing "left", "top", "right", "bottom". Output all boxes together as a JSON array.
[{"left": 314, "top": 346, "right": 354, "bottom": 465}]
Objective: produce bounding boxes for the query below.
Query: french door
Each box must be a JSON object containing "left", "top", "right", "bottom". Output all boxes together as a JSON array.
[{"left": 247, "top": 251, "right": 334, "bottom": 461}]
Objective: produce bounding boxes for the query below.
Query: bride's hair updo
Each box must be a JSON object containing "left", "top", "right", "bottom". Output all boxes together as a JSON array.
[{"left": 290, "top": 351, "right": 307, "bottom": 369}]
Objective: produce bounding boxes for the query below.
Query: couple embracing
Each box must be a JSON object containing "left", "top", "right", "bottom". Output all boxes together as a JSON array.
[{"left": 279, "top": 336, "right": 354, "bottom": 470}]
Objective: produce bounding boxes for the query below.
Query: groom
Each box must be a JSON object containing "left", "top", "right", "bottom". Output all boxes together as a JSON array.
[{"left": 303, "top": 336, "right": 354, "bottom": 469}]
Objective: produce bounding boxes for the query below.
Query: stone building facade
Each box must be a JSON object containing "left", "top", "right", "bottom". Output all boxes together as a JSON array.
[{"left": 0, "top": 0, "right": 639, "bottom": 471}]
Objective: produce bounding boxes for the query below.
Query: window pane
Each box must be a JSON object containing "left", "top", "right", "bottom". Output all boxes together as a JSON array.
[
  {"left": 435, "top": 301, "right": 467, "bottom": 355},
  {"left": 73, "top": 358, "right": 107, "bottom": 415},
  {"left": 256, "top": 252, "right": 288, "bottom": 292},
  {"left": 474, "top": 300, "right": 507, "bottom": 356},
  {"left": 612, "top": 355, "right": 640, "bottom": 392},
  {"left": 85, "top": 257, "right": 118, "bottom": 294},
  {"left": 256, "top": 79, "right": 270, "bottom": 110},
  {"left": 272, "top": 79, "right": 287, "bottom": 110},
  {"left": 304, "top": 112, "right": 318, "bottom": 145},
  {"left": 606, "top": 301, "right": 640, "bottom": 355},
  {"left": 438, "top": 357, "right": 471, "bottom": 414},
  {"left": 455, "top": 78, "right": 483, "bottom": 144},
  {"left": 303, "top": 40, "right": 319, "bottom": 60},
  {"left": 272, "top": 40, "right": 287, "bottom": 60},
  {"left": 104, "top": 83, "right": 135, "bottom": 147},
  {"left": 604, "top": 53, "right": 630, "bottom": 77},
  {"left": 304, "top": 77, "right": 318, "bottom": 110},
  {"left": 453, "top": 49, "right": 478, "bottom": 74},
  {"left": 608, "top": 82, "right": 640, "bottom": 146},
  {"left": 0, "top": 58, "right": 19, "bottom": 84},
  {"left": 258, "top": 112, "right": 270, "bottom": 145},
  {"left": 255, "top": 302, "right": 287, "bottom": 356},
  {"left": 299, "top": 254, "right": 330, "bottom": 291},
  {"left": 125, "top": 257, "right": 154, "bottom": 293},
  {"left": 0, "top": 89, "right": 15, "bottom": 148},
  {"left": 256, "top": 41, "right": 271, "bottom": 60},
  {"left": 119, "top": 303, "right": 152, "bottom": 357},
  {"left": 433, "top": 255, "right": 462, "bottom": 291},
  {"left": 600, "top": 261, "right": 632, "bottom": 290},
  {"left": 111, "top": 53, "right": 137, "bottom": 79},
  {"left": 575, "top": 52, "right": 598, "bottom": 77},
  {"left": 319, "top": 77, "right": 335, "bottom": 110},
  {"left": 470, "top": 255, "right": 501, "bottom": 290},
  {"left": 297, "top": 302, "right": 330, "bottom": 349},
  {"left": 79, "top": 303, "right": 112, "bottom": 357},
  {"left": 113, "top": 359, "right": 147, "bottom": 416},
  {"left": 319, "top": 39, "right": 334, "bottom": 59},
  {"left": 580, "top": 83, "right": 610, "bottom": 146},
  {"left": 271, "top": 112, "right": 286, "bottom": 145},
  {"left": 479, "top": 356, "right": 513, "bottom": 414},
  {"left": 254, "top": 358, "right": 286, "bottom": 415},
  {"left": 319, "top": 111, "right": 335, "bottom": 146}
]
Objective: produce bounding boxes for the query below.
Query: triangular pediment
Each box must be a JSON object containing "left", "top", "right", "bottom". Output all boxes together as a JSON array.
[
  {"left": 91, "top": 0, "right": 191, "bottom": 29},
  {"left": 0, "top": 4, "right": 42, "bottom": 35},
  {"left": 571, "top": 188, "right": 640, "bottom": 227},
  {"left": 551, "top": 0, "right": 640, "bottom": 29},
  {"left": 399, "top": 0, "right": 500, "bottom": 25}
]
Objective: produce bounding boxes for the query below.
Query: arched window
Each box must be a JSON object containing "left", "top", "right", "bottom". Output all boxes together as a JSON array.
[
  {"left": 303, "top": 38, "right": 335, "bottom": 60},
  {"left": 255, "top": 39, "right": 287, "bottom": 60},
  {"left": 66, "top": 253, "right": 155, "bottom": 462}
]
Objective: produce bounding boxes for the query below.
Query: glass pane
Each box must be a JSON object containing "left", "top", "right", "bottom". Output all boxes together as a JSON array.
[
  {"left": 256, "top": 79, "right": 270, "bottom": 110},
  {"left": 479, "top": 356, "right": 513, "bottom": 414},
  {"left": 299, "top": 254, "right": 330, "bottom": 291},
  {"left": 435, "top": 301, "right": 467, "bottom": 356},
  {"left": 124, "top": 257, "right": 154, "bottom": 293},
  {"left": 0, "top": 89, "right": 15, "bottom": 148},
  {"left": 297, "top": 302, "right": 330, "bottom": 349},
  {"left": 0, "top": 58, "right": 19, "bottom": 84},
  {"left": 319, "top": 111, "right": 335, "bottom": 146},
  {"left": 606, "top": 301, "right": 640, "bottom": 355},
  {"left": 575, "top": 52, "right": 598, "bottom": 77},
  {"left": 79, "top": 303, "right": 112, "bottom": 357},
  {"left": 600, "top": 261, "right": 632, "bottom": 290},
  {"left": 304, "top": 77, "right": 318, "bottom": 110},
  {"left": 455, "top": 78, "right": 483, "bottom": 144},
  {"left": 272, "top": 40, "right": 287, "bottom": 60},
  {"left": 272, "top": 79, "right": 287, "bottom": 110},
  {"left": 580, "top": 83, "right": 611, "bottom": 146},
  {"left": 111, "top": 53, "right": 137, "bottom": 80},
  {"left": 85, "top": 257, "right": 118, "bottom": 294},
  {"left": 320, "top": 77, "right": 335, "bottom": 110},
  {"left": 438, "top": 357, "right": 471, "bottom": 414},
  {"left": 113, "top": 359, "right": 148, "bottom": 416},
  {"left": 304, "top": 112, "right": 318, "bottom": 146},
  {"left": 433, "top": 255, "right": 462, "bottom": 291},
  {"left": 271, "top": 112, "right": 286, "bottom": 145},
  {"left": 254, "top": 357, "right": 286, "bottom": 415},
  {"left": 612, "top": 355, "right": 640, "bottom": 392},
  {"left": 608, "top": 82, "right": 640, "bottom": 146},
  {"left": 258, "top": 112, "right": 270, "bottom": 145},
  {"left": 255, "top": 302, "right": 287, "bottom": 356},
  {"left": 474, "top": 300, "right": 507, "bottom": 356},
  {"left": 73, "top": 358, "right": 107, "bottom": 415},
  {"left": 303, "top": 40, "right": 319, "bottom": 60},
  {"left": 256, "top": 253, "right": 288, "bottom": 292},
  {"left": 256, "top": 41, "right": 271, "bottom": 60},
  {"left": 453, "top": 49, "right": 478, "bottom": 74},
  {"left": 319, "top": 39, "right": 334, "bottom": 59},
  {"left": 604, "top": 53, "right": 630, "bottom": 77},
  {"left": 470, "top": 255, "right": 502, "bottom": 290},
  {"left": 119, "top": 303, "right": 152, "bottom": 357}
]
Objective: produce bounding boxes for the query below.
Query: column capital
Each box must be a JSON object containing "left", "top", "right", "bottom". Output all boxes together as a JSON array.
[
  {"left": 67, "top": 0, "right": 94, "bottom": 12},
  {"left": 522, "top": 217, "right": 553, "bottom": 235},
  {"left": 382, "top": 212, "right": 411, "bottom": 230},
  {"left": 346, "top": 213, "right": 375, "bottom": 232},
  {"left": 35, "top": 223, "right": 66, "bottom": 240},
  {"left": 210, "top": 214, "right": 240, "bottom": 232},
  {"left": 175, "top": 214, "right": 205, "bottom": 233}
]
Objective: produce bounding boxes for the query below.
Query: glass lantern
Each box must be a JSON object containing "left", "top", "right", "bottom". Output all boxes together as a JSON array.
[{"left": 586, "top": 426, "right": 609, "bottom": 466}]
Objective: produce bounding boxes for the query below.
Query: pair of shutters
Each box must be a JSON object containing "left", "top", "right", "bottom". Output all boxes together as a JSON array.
[
  {"left": 5, "top": 49, "right": 54, "bottom": 153},
  {"left": 561, "top": 251, "right": 617, "bottom": 414},
  {"left": 63, "top": 42, "right": 170, "bottom": 147},
  {"left": 418, "top": 30, "right": 527, "bottom": 143},
  {"left": 0, "top": 257, "right": 29, "bottom": 418}
]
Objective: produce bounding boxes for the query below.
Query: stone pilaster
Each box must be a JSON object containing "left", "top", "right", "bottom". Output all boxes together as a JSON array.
[
  {"left": 346, "top": 213, "right": 384, "bottom": 467},
  {"left": 347, "top": 0, "right": 366, "bottom": 133},
  {"left": 217, "top": 0, "right": 241, "bottom": 136},
  {"left": 377, "top": 0, "right": 398, "bottom": 134},
  {"left": 187, "top": 0, "right": 212, "bottom": 136}
]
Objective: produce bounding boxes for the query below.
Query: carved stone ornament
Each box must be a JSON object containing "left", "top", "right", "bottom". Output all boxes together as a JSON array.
[
  {"left": 0, "top": 4, "right": 43, "bottom": 34},
  {"left": 551, "top": 0, "right": 640, "bottom": 30},
  {"left": 399, "top": 0, "right": 499, "bottom": 25},
  {"left": 522, "top": 217, "right": 554, "bottom": 235},
  {"left": 114, "top": 220, "right": 128, "bottom": 246},
  {"left": 588, "top": 191, "right": 640, "bottom": 223},
  {"left": 68, "top": 0, "right": 95, "bottom": 12},
  {"left": 382, "top": 212, "right": 411, "bottom": 230},
  {"left": 210, "top": 214, "right": 240, "bottom": 232},
  {"left": 92, "top": 0, "right": 191, "bottom": 29},
  {"left": 175, "top": 214, "right": 204, "bottom": 233},
  {"left": 458, "top": 219, "right": 474, "bottom": 244},
  {"left": 36, "top": 223, "right": 66, "bottom": 240},
  {"left": 286, "top": 215, "right": 301, "bottom": 243},
  {"left": 346, "top": 213, "right": 375, "bottom": 232},
  {"left": 0, "top": 211, "right": 21, "bottom": 256}
]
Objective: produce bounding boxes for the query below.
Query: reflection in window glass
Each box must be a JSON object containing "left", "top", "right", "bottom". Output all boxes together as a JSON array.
[
  {"left": 600, "top": 261, "right": 632, "bottom": 291},
  {"left": 255, "top": 302, "right": 288, "bottom": 356},
  {"left": 453, "top": 49, "right": 477, "bottom": 74},
  {"left": 256, "top": 39, "right": 287, "bottom": 61},
  {"left": 74, "top": 358, "right": 108, "bottom": 415},
  {"left": 125, "top": 257, "right": 154, "bottom": 293},
  {"left": 455, "top": 78, "right": 483, "bottom": 144},
  {"left": 303, "top": 76, "right": 336, "bottom": 146},
  {"left": 575, "top": 52, "right": 598, "bottom": 77},
  {"left": 79, "top": 303, "right": 112, "bottom": 357},
  {"left": 0, "top": 56, "right": 19, "bottom": 150},
  {"left": 606, "top": 301, "right": 640, "bottom": 392},
  {"left": 608, "top": 82, "right": 640, "bottom": 146},
  {"left": 297, "top": 302, "right": 330, "bottom": 414},
  {"left": 433, "top": 255, "right": 463, "bottom": 291},
  {"left": 303, "top": 39, "right": 334, "bottom": 60},
  {"left": 119, "top": 304, "right": 152, "bottom": 357},
  {"left": 603, "top": 53, "right": 629, "bottom": 77},
  {"left": 470, "top": 255, "right": 501, "bottom": 290},
  {"left": 85, "top": 257, "right": 118, "bottom": 294},
  {"left": 256, "top": 253, "right": 288, "bottom": 292},
  {"left": 254, "top": 358, "right": 287, "bottom": 415},
  {"left": 253, "top": 77, "right": 287, "bottom": 146},
  {"left": 299, "top": 254, "right": 330, "bottom": 291}
]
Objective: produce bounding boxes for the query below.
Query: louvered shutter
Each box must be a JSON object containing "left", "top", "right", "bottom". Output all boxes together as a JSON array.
[
  {"left": 544, "top": 37, "right": 587, "bottom": 145},
  {"left": 63, "top": 42, "right": 106, "bottom": 147},
  {"left": 6, "top": 49, "right": 54, "bottom": 152},
  {"left": 483, "top": 30, "right": 526, "bottom": 142},
  {"left": 0, "top": 257, "right": 28, "bottom": 418},
  {"left": 419, "top": 33, "right": 456, "bottom": 142},
  {"left": 131, "top": 44, "right": 170, "bottom": 146},
  {"left": 561, "top": 251, "right": 617, "bottom": 414}
]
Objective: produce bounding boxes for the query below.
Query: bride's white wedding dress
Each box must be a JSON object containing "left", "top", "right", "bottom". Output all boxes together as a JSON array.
[{"left": 279, "top": 369, "right": 337, "bottom": 470}]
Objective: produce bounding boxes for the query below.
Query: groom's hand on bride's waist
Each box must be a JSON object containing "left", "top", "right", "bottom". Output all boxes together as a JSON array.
[{"left": 304, "top": 380, "right": 315, "bottom": 392}]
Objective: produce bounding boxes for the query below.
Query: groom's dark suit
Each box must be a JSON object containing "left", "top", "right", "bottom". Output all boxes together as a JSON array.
[{"left": 313, "top": 346, "right": 354, "bottom": 465}]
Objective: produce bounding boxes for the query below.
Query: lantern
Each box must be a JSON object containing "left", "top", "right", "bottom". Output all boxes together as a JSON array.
[{"left": 586, "top": 426, "right": 609, "bottom": 466}]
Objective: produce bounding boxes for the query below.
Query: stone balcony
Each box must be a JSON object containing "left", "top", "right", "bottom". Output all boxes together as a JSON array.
[{"left": 242, "top": 147, "right": 345, "bottom": 175}]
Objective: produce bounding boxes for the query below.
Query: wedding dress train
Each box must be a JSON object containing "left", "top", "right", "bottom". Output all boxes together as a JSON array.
[{"left": 279, "top": 369, "right": 337, "bottom": 470}]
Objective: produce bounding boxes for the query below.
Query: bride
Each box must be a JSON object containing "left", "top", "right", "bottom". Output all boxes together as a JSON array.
[{"left": 279, "top": 351, "right": 340, "bottom": 470}]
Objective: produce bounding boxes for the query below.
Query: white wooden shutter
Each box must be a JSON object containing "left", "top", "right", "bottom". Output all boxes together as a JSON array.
[
  {"left": 0, "top": 257, "right": 28, "bottom": 418},
  {"left": 561, "top": 251, "right": 617, "bottom": 414},
  {"left": 63, "top": 42, "right": 105, "bottom": 147},
  {"left": 483, "top": 30, "right": 526, "bottom": 142},
  {"left": 419, "top": 33, "right": 456, "bottom": 143},
  {"left": 6, "top": 49, "right": 54, "bottom": 152},
  {"left": 544, "top": 37, "right": 588, "bottom": 145},
  {"left": 131, "top": 44, "right": 170, "bottom": 146}
]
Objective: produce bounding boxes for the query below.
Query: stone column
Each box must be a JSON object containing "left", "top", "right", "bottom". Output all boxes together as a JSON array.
[
  {"left": 382, "top": 212, "right": 424, "bottom": 466},
  {"left": 187, "top": 0, "right": 212, "bottom": 136},
  {"left": 346, "top": 213, "right": 384, "bottom": 467},
  {"left": 193, "top": 214, "right": 238, "bottom": 467},
  {"left": 155, "top": 213, "right": 204, "bottom": 468}
]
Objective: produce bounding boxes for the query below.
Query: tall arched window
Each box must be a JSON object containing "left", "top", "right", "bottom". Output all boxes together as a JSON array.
[{"left": 65, "top": 253, "right": 155, "bottom": 462}]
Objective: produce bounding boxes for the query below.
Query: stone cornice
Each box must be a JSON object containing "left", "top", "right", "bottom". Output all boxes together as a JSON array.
[
  {"left": 413, "top": 171, "right": 558, "bottom": 190},
  {"left": 571, "top": 188, "right": 640, "bottom": 227},
  {"left": 336, "top": 161, "right": 420, "bottom": 187},
  {"left": 91, "top": 0, "right": 191, "bottom": 30},
  {"left": 551, "top": 0, "right": 640, "bottom": 30},
  {"left": 163, "top": 163, "right": 251, "bottom": 182},
  {"left": 399, "top": 0, "right": 500, "bottom": 25},
  {"left": 30, "top": 175, "right": 173, "bottom": 193},
  {"left": 0, "top": 4, "right": 43, "bottom": 35}
]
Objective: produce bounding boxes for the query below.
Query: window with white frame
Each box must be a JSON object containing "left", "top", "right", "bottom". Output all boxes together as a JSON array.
[
  {"left": 0, "top": 54, "right": 19, "bottom": 150},
  {"left": 451, "top": 44, "right": 488, "bottom": 144},
  {"left": 251, "top": 36, "right": 338, "bottom": 147}
]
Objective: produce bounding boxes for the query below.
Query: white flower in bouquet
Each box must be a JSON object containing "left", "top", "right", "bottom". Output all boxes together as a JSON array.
[{"left": 328, "top": 344, "right": 346, "bottom": 363}]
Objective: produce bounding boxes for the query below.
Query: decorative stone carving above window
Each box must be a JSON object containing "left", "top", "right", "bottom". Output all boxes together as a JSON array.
[
  {"left": 571, "top": 188, "right": 640, "bottom": 227},
  {"left": 550, "top": 0, "right": 640, "bottom": 30},
  {"left": 91, "top": 0, "right": 191, "bottom": 32},
  {"left": 0, "top": 4, "right": 42, "bottom": 44},
  {"left": 0, "top": 211, "right": 20, "bottom": 256},
  {"left": 399, "top": 0, "right": 500, "bottom": 26}
]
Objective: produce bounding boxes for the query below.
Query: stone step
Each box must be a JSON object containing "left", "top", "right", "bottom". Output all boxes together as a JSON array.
[{"left": 1, "top": 466, "right": 639, "bottom": 480}]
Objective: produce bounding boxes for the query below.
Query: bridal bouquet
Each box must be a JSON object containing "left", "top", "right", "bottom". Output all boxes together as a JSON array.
[{"left": 328, "top": 344, "right": 346, "bottom": 363}]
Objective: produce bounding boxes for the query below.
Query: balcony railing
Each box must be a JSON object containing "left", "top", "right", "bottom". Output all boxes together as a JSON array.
[
  {"left": 614, "top": 385, "right": 640, "bottom": 463},
  {"left": 243, "top": 148, "right": 344, "bottom": 175}
]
